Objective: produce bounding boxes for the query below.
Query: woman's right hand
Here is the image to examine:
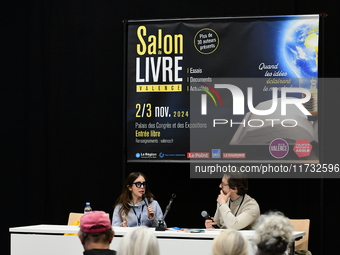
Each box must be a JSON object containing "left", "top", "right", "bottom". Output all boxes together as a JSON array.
[{"left": 121, "top": 215, "right": 128, "bottom": 227}]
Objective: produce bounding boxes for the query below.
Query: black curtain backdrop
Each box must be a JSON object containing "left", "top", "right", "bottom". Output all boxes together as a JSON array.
[{"left": 3, "top": 1, "right": 340, "bottom": 255}]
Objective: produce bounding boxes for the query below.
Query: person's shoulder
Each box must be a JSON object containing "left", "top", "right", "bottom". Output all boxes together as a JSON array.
[
  {"left": 114, "top": 203, "right": 123, "bottom": 209},
  {"left": 244, "top": 194, "right": 260, "bottom": 206},
  {"left": 241, "top": 195, "right": 260, "bottom": 218},
  {"left": 150, "top": 199, "right": 162, "bottom": 208},
  {"left": 150, "top": 199, "right": 159, "bottom": 204},
  {"left": 113, "top": 203, "right": 126, "bottom": 215}
]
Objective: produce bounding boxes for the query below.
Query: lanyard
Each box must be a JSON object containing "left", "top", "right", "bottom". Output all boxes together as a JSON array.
[
  {"left": 229, "top": 195, "right": 245, "bottom": 216},
  {"left": 132, "top": 204, "right": 145, "bottom": 226}
]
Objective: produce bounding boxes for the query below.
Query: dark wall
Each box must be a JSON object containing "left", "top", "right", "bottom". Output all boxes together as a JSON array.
[{"left": 3, "top": 1, "right": 340, "bottom": 255}]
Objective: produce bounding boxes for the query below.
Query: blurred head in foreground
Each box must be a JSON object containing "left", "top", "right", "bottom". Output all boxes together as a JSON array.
[
  {"left": 212, "top": 229, "right": 248, "bottom": 255},
  {"left": 117, "top": 226, "right": 159, "bottom": 255},
  {"left": 78, "top": 211, "right": 115, "bottom": 253},
  {"left": 253, "top": 211, "right": 294, "bottom": 255}
]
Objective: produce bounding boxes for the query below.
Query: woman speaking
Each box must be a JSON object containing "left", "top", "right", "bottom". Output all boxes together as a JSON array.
[{"left": 112, "top": 172, "right": 165, "bottom": 227}]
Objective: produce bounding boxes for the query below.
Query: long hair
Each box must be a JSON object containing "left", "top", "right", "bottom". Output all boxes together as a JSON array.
[
  {"left": 113, "top": 172, "right": 155, "bottom": 218},
  {"left": 212, "top": 229, "right": 248, "bottom": 255},
  {"left": 117, "top": 226, "right": 160, "bottom": 255}
]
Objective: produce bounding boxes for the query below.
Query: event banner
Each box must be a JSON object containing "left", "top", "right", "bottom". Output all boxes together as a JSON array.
[{"left": 125, "top": 15, "right": 320, "bottom": 163}]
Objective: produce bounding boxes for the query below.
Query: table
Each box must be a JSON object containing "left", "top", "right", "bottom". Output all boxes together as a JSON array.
[{"left": 10, "top": 225, "right": 305, "bottom": 255}]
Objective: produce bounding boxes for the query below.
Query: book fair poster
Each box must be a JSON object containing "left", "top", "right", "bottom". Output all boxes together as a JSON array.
[{"left": 125, "top": 15, "right": 320, "bottom": 167}]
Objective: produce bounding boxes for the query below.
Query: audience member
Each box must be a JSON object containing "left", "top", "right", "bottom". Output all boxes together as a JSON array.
[
  {"left": 253, "top": 211, "right": 294, "bottom": 255},
  {"left": 212, "top": 229, "right": 249, "bottom": 255},
  {"left": 117, "top": 226, "right": 160, "bottom": 255},
  {"left": 78, "top": 211, "right": 116, "bottom": 255}
]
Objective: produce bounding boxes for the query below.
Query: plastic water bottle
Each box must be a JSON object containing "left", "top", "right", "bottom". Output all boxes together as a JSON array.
[{"left": 84, "top": 202, "right": 92, "bottom": 214}]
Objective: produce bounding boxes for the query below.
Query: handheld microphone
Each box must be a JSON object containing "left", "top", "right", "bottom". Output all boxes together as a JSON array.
[
  {"left": 142, "top": 194, "right": 154, "bottom": 217},
  {"left": 201, "top": 210, "right": 212, "bottom": 220},
  {"left": 201, "top": 210, "right": 220, "bottom": 229}
]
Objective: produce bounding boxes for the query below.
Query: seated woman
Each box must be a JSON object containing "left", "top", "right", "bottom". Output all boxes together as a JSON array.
[
  {"left": 212, "top": 229, "right": 249, "bottom": 255},
  {"left": 112, "top": 172, "right": 164, "bottom": 227},
  {"left": 253, "top": 211, "right": 294, "bottom": 255}
]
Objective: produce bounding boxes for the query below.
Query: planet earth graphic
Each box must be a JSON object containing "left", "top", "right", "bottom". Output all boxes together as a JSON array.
[{"left": 284, "top": 19, "right": 319, "bottom": 79}]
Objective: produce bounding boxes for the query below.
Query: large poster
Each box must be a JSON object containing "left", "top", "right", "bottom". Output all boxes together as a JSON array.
[{"left": 125, "top": 15, "right": 320, "bottom": 164}]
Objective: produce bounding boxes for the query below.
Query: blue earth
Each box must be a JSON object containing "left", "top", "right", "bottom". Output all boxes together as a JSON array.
[{"left": 284, "top": 20, "right": 319, "bottom": 80}]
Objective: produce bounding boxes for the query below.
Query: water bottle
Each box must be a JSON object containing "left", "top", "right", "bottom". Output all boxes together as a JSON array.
[{"left": 84, "top": 202, "right": 92, "bottom": 214}]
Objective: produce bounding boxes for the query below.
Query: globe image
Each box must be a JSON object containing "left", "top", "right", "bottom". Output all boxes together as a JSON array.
[
  {"left": 284, "top": 19, "right": 319, "bottom": 116},
  {"left": 284, "top": 19, "right": 319, "bottom": 80}
]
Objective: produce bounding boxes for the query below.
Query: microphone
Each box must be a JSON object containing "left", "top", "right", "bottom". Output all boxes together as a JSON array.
[
  {"left": 142, "top": 194, "right": 154, "bottom": 217},
  {"left": 156, "top": 193, "right": 176, "bottom": 231},
  {"left": 201, "top": 210, "right": 212, "bottom": 220},
  {"left": 163, "top": 193, "right": 176, "bottom": 220},
  {"left": 201, "top": 210, "right": 220, "bottom": 229}
]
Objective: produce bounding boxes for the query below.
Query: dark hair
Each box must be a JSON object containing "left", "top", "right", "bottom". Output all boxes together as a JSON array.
[
  {"left": 113, "top": 172, "right": 155, "bottom": 218},
  {"left": 223, "top": 172, "right": 248, "bottom": 195},
  {"left": 80, "top": 227, "right": 114, "bottom": 244},
  {"left": 256, "top": 237, "right": 288, "bottom": 255}
]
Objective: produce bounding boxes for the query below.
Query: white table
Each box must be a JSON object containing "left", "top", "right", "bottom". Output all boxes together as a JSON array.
[{"left": 10, "top": 225, "right": 305, "bottom": 255}]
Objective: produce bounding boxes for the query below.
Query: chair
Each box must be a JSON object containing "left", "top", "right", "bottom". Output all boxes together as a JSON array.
[
  {"left": 65, "top": 213, "right": 84, "bottom": 236},
  {"left": 67, "top": 212, "right": 110, "bottom": 225},
  {"left": 289, "top": 219, "right": 310, "bottom": 251},
  {"left": 68, "top": 212, "right": 84, "bottom": 225}
]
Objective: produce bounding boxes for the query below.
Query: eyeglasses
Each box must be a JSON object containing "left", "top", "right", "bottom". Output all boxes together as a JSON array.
[
  {"left": 132, "top": 182, "right": 148, "bottom": 188},
  {"left": 220, "top": 181, "right": 229, "bottom": 186}
]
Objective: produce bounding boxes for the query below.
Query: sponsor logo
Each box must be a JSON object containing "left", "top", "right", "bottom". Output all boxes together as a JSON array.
[
  {"left": 135, "top": 152, "right": 158, "bottom": 159},
  {"left": 269, "top": 138, "right": 289, "bottom": 158},
  {"left": 293, "top": 139, "right": 312, "bottom": 157},
  {"left": 211, "top": 149, "right": 221, "bottom": 158},
  {"left": 187, "top": 152, "right": 210, "bottom": 158},
  {"left": 223, "top": 153, "right": 246, "bottom": 158}
]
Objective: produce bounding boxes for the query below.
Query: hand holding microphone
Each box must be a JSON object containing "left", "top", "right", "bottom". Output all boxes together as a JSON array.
[
  {"left": 142, "top": 194, "right": 155, "bottom": 219},
  {"left": 201, "top": 210, "right": 220, "bottom": 229}
]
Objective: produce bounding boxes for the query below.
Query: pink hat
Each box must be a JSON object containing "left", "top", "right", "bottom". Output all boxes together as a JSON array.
[{"left": 80, "top": 211, "right": 112, "bottom": 233}]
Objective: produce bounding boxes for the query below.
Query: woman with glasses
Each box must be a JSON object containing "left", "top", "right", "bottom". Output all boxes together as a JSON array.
[{"left": 112, "top": 172, "right": 165, "bottom": 227}]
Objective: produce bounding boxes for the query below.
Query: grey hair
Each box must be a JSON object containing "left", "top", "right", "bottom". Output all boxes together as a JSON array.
[
  {"left": 253, "top": 211, "right": 294, "bottom": 255},
  {"left": 212, "top": 229, "right": 249, "bottom": 255},
  {"left": 117, "top": 226, "right": 160, "bottom": 255}
]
